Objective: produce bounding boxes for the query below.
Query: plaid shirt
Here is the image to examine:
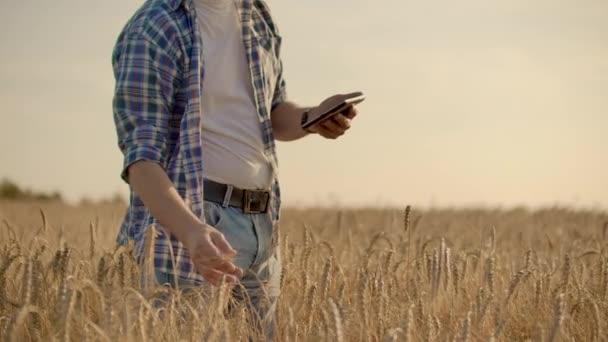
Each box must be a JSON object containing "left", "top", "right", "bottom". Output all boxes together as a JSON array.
[{"left": 112, "top": 0, "right": 286, "bottom": 284}]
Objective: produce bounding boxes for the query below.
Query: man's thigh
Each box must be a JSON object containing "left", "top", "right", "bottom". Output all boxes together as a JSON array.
[
  {"left": 154, "top": 200, "right": 258, "bottom": 282},
  {"left": 232, "top": 252, "right": 281, "bottom": 339},
  {"left": 152, "top": 201, "right": 281, "bottom": 338},
  {"left": 230, "top": 210, "right": 281, "bottom": 337}
]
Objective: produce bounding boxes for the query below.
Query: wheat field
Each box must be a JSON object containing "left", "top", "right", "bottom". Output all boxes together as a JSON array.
[{"left": 0, "top": 199, "right": 606, "bottom": 341}]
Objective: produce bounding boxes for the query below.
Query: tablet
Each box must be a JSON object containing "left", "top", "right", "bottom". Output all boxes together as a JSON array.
[{"left": 301, "top": 94, "right": 366, "bottom": 130}]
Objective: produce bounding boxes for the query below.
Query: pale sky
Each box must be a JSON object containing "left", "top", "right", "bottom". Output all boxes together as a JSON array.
[{"left": 1, "top": 0, "right": 607, "bottom": 209}]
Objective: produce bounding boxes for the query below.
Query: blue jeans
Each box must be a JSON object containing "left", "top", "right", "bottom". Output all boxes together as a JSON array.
[{"left": 154, "top": 200, "right": 281, "bottom": 339}]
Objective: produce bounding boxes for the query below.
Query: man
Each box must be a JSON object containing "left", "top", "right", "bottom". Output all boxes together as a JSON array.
[{"left": 112, "top": 0, "right": 359, "bottom": 337}]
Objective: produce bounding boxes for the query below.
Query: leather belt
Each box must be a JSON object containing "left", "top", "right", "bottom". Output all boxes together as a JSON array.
[{"left": 203, "top": 180, "right": 271, "bottom": 214}]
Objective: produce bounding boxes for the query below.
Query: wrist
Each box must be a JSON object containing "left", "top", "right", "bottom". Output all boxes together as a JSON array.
[
  {"left": 300, "top": 108, "right": 316, "bottom": 134},
  {"left": 172, "top": 217, "right": 207, "bottom": 243}
]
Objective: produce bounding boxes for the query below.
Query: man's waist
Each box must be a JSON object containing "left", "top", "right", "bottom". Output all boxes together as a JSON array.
[
  {"left": 201, "top": 137, "right": 273, "bottom": 190},
  {"left": 203, "top": 179, "right": 271, "bottom": 214}
]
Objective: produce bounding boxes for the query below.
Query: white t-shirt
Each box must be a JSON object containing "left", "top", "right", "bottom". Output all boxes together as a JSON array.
[{"left": 194, "top": 0, "right": 273, "bottom": 190}]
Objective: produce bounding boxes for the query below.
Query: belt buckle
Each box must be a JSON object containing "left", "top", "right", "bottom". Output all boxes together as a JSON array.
[{"left": 243, "top": 190, "right": 270, "bottom": 214}]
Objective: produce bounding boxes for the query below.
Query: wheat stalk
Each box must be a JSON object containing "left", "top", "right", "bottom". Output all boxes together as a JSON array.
[
  {"left": 305, "top": 283, "right": 318, "bottom": 333},
  {"left": 142, "top": 225, "right": 156, "bottom": 293},
  {"left": 485, "top": 256, "right": 495, "bottom": 295},
  {"left": 62, "top": 289, "right": 78, "bottom": 342},
  {"left": 89, "top": 221, "right": 96, "bottom": 260},
  {"left": 548, "top": 293, "right": 566, "bottom": 342},
  {"left": 403, "top": 303, "right": 414, "bottom": 342},
  {"left": 561, "top": 254, "right": 572, "bottom": 289},
  {"left": 602, "top": 258, "right": 608, "bottom": 301},
  {"left": 320, "top": 257, "right": 333, "bottom": 301},
  {"left": 7, "top": 305, "right": 43, "bottom": 342},
  {"left": 21, "top": 258, "right": 33, "bottom": 305},
  {"left": 1, "top": 201, "right": 606, "bottom": 341},
  {"left": 457, "top": 311, "right": 472, "bottom": 342}
]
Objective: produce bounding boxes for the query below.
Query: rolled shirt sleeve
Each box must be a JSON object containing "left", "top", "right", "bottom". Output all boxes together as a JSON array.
[
  {"left": 112, "top": 32, "right": 181, "bottom": 183},
  {"left": 270, "top": 34, "right": 287, "bottom": 111},
  {"left": 271, "top": 59, "right": 287, "bottom": 112}
]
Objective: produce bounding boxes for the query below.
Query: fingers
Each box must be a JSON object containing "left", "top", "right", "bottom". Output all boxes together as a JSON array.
[
  {"left": 192, "top": 252, "right": 243, "bottom": 283},
  {"left": 193, "top": 253, "right": 243, "bottom": 284},
  {"left": 192, "top": 256, "right": 241, "bottom": 284},
  {"left": 202, "top": 240, "right": 243, "bottom": 277},
  {"left": 343, "top": 105, "right": 358, "bottom": 119},
  {"left": 198, "top": 255, "right": 243, "bottom": 278},
  {"left": 331, "top": 113, "right": 352, "bottom": 130},
  {"left": 317, "top": 113, "right": 352, "bottom": 140},
  {"left": 201, "top": 268, "right": 239, "bottom": 286},
  {"left": 316, "top": 122, "right": 342, "bottom": 139},
  {"left": 308, "top": 101, "right": 358, "bottom": 141},
  {"left": 210, "top": 230, "right": 237, "bottom": 258},
  {"left": 188, "top": 229, "right": 244, "bottom": 285},
  {"left": 214, "top": 259, "right": 244, "bottom": 277},
  {"left": 321, "top": 118, "right": 343, "bottom": 132},
  {"left": 209, "top": 232, "right": 243, "bottom": 275}
]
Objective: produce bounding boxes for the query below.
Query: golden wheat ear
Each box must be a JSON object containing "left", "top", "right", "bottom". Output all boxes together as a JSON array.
[{"left": 142, "top": 224, "right": 156, "bottom": 294}]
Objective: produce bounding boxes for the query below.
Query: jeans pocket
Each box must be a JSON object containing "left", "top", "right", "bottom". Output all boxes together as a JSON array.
[
  {"left": 204, "top": 203, "right": 260, "bottom": 273},
  {"left": 203, "top": 201, "right": 225, "bottom": 228}
]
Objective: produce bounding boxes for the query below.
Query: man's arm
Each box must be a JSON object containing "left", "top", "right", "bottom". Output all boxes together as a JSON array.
[
  {"left": 271, "top": 94, "right": 360, "bottom": 141},
  {"left": 127, "top": 162, "right": 242, "bottom": 285},
  {"left": 113, "top": 32, "right": 242, "bottom": 285},
  {"left": 270, "top": 101, "right": 309, "bottom": 141},
  {"left": 268, "top": 40, "right": 359, "bottom": 141}
]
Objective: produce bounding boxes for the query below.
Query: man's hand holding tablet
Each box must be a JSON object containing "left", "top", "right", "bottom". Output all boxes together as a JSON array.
[{"left": 301, "top": 92, "right": 365, "bottom": 139}]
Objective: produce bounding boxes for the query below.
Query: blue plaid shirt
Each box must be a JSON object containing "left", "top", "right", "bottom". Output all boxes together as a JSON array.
[{"left": 112, "top": 0, "right": 287, "bottom": 284}]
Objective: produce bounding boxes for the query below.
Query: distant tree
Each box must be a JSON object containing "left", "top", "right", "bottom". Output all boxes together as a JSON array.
[
  {"left": 79, "top": 197, "right": 94, "bottom": 206},
  {"left": 0, "top": 179, "right": 23, "bottom": 199},
  {"left": 110, "top": 192, "right": 126, "bottom": 205},
  {"left": 0, "top": 178, "right": 63, "bottom": 202},
  {"left": 51, "top": 191, "right": 63, "bottom": 201},
  {"left": 96, "top": 192, "right": 127, "bottom": 206}
]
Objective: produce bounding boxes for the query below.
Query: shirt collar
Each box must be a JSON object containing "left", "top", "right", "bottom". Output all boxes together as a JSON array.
[
  {"left": 167, "top": 0, "right": 253, "bottom": 24},
  {"left": 167, "top": 0, "right": 192, "bottom": 11}
]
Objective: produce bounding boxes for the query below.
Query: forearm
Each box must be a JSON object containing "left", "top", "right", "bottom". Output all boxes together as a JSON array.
[
  {"left": 270, "top": 101, "right": 309, "bottom": 141},
  {"left": 127, "top": 161, "right": 202, "bottom": 242}
]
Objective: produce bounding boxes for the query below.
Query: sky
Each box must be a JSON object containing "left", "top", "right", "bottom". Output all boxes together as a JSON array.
[{"left": 0, "top": 0, "right": 607, "bottom": 209}]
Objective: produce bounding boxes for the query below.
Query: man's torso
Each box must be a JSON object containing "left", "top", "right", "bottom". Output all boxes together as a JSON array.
[
  {"left": 194, "top": 0, "right": 272, "bottom": 190},
  {"left": 112, "top": 0, "right": 286, "bottom": 281}
]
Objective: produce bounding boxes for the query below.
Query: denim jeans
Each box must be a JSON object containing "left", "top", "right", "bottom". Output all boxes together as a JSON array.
[{"left": 154, "top": 200, "right": 281, "bottom": 340}]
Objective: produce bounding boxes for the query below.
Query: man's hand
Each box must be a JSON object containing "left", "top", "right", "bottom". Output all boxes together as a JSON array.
[
  {"left": 128, "top": 161, "right": 243, "bottom": 287},
  {"left": 184, "top": 223, "right": 244, "bottom": 286},
  {"left": 307, "top": 92, "right": 361, "bottom": 139}
]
